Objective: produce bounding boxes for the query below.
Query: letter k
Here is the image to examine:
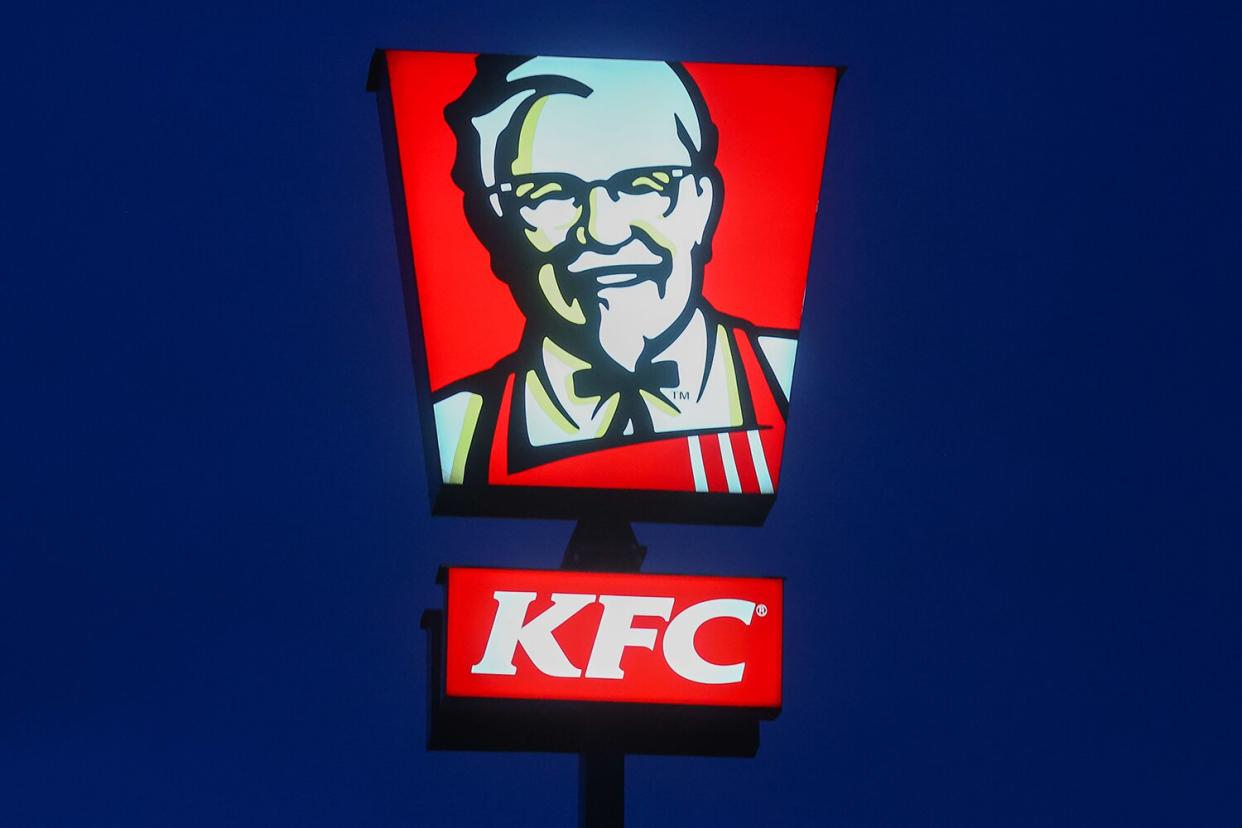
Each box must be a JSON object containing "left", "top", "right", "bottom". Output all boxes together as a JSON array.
[{"left": 471, "top": 592, "right": 596, "bottom": 677}]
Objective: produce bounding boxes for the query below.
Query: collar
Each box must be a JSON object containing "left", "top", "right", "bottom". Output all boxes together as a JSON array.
[{"left": 522, "top": 308, "right": 745, "bottom": 447}]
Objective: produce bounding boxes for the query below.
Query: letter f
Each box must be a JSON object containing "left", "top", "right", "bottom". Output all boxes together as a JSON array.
[{"left": 471, "top": 591, "right": 595, "bottom": 677}]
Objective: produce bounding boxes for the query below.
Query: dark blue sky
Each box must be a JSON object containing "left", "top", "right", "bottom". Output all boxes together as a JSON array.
[{"left": 6, "top": 0, "right": 1239, "bottom": 825}]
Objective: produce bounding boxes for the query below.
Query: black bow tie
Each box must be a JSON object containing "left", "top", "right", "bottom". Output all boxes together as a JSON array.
[
  {"left": 571, "top": 359, "right": 681, "bottom": 437},
  {"left": 571, "top": 359, "right": 680, "bottom": 401}
]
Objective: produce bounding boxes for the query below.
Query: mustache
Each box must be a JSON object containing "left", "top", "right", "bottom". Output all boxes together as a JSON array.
[
  {"left": 567, "top": 238, "right": 664, "bottom": 274},
  {"left": 553, "top": 229, "right": 673, "bottom": 291}
]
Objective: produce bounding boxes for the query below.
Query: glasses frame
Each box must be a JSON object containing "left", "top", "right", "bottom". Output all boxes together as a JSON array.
[{"left": 489, "top": 165, "right": 700, "bottom": 209}]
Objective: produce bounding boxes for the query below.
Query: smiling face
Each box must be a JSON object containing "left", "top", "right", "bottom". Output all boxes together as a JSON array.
[{"left": 480, "top": 59, "right": 720, "bottom": 372}]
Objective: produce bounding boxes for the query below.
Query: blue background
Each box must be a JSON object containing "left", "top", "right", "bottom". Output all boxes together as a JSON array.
[{"left": 5, "top": 0, "right": 1239, "bottom": 825}]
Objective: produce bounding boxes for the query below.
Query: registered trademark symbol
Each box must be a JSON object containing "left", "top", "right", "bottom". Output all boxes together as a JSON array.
[{"left": 756, "top": 604, "right": 768, "bottom": 617}]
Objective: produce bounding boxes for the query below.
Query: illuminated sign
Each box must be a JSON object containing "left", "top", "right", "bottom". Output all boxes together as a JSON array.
[
  {"left": 371, "top": 51, "right": 840, "bottom": 523},
  {"left": 444, "top": 567, "right": 783, "bottom": 709}
]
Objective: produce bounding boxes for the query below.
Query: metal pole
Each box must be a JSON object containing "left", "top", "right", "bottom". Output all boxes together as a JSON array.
[
  {"left": 562, "top": 518, "right": 645, "bottom": 828},
  {"left": 579, "top": 750, "right": 625, "bottom": 828}
]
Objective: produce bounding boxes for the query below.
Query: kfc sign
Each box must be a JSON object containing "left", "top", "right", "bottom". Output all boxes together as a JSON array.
[
  {"left": 444, "top": 567, "right": 782, "bottom": 709},
  {"left": 371, "top": 50, "right": 839, "bottom": 523}
]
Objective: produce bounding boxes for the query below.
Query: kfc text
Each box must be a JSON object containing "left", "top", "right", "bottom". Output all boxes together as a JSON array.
[{"left": 444, "top": 568, "right": 782, "bottom": 708}]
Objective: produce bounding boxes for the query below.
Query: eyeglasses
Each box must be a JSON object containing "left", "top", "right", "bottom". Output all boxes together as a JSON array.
[{"left": 490, "top": 166, "right": 696, "bottom": 209}]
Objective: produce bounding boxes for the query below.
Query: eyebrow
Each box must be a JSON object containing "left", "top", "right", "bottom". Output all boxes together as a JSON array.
[{"left": 527, "top": 182, "right": 563, "bottom": 199}]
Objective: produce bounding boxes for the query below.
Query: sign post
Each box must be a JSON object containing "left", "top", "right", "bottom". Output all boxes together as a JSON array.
[
  {"left": 370, "top": 46, "right": 840, "bottom": 826},
  {"left": 560, "top": 519, "right": 644, "bottom": 827},
  {"left": 580, "top": 748, "right": 624, "bottom": 828}
]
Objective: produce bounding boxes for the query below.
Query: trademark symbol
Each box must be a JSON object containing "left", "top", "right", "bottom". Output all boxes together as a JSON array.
[
  {"left": 671, "top": 390, "right": 690, "bottom": 401},
  {"left": 756, "top": 604, "right": 768, "bottom": 617}
]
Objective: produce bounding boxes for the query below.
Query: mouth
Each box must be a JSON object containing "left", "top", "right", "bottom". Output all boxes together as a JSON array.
[{"left": 569, "top": 264, "right": 666, "bottom": 290}]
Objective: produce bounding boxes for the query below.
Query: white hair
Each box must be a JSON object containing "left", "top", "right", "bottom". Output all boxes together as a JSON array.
[{"left": 470, "top": 56, "right": 707, "bottom": 189}]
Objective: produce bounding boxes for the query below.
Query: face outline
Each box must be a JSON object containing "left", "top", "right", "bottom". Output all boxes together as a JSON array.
[
  {"left": 495, "top": 162, "right": 716, "bottom": 370},
  {"left": 458, "top": 59, "right": 722, "bottom": 373}
]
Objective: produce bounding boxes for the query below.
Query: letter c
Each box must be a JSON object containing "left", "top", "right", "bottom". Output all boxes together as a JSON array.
[{"left": 662, "top": 598, "right": 755, "bottom": 685}]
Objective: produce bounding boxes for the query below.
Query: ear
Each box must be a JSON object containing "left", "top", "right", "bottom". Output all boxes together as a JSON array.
[{"left": 691, "top": 175, "right": 716, "bottom": 245}]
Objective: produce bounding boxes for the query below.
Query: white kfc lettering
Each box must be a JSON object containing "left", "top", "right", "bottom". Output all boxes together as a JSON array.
[
  {"left": 471, "top": 591, "right": 595, "bottom": 677},
  {"left": 471, "top": 592, "right": 757, "bottom": 684}
]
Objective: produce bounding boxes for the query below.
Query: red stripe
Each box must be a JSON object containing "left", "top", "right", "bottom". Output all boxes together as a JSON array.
[
  {"left": 698, "top": 435, "right": 726, "bottom": 493},
  {"left": 730, "top": 430, "right": 758, "bottom": 493},
  {"left": 488, "top": 373, "right": 517, "bottom": 484}
]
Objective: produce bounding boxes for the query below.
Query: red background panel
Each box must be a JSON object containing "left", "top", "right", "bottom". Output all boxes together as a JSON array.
[
  {"left": 445, "top": 568, "right": 783, "bottom": 708},
  {"left": 385, "top": 51, "right": 837, "bottom": 392},
  {"left": 386, "top": 51, "right": 514, "bottom": 391},
  {"left": 683, "top": 60, "right": 837, "bottom": 337}
]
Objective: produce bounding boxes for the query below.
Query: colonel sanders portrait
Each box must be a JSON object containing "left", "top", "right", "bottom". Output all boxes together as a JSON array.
[{"left": 430, "top": 55, "right": 798, "bottom": 494}]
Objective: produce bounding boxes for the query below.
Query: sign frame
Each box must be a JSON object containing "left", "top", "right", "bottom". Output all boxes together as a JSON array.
[
  {"left": 368, "top": 49, "right": 841, "bottom": 526},
  {"left": 422, "top": 566, "right": 782, "bottom": 756}
]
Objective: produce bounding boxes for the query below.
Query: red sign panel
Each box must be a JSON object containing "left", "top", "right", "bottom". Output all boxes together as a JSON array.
[
  {"left": 444, "top": 567, "right": 783, "bottom": 709},
  {"left": 372, "top": 50, "right": 840, "bottom": 523}
]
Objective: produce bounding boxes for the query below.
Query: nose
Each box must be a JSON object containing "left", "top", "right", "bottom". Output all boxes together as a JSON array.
[{"left": 583, "top": 185, "right": 633, "bottom": 248}]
